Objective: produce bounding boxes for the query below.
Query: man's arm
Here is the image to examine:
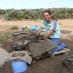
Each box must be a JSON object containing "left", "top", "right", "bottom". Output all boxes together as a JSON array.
[
  {"left": 43, "top": 30, "right": 54, "bottom": 38},
  {"left": 37, "top": 28, "right": 42, "bottom": 34}
]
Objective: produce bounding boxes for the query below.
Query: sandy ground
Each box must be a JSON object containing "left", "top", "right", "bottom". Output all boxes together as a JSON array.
[
  {"left": 0, "top": 19, "right": 73, "bottom": 40},
  {"left": 0, "top": 19, "right": 73, "bottom": 73},
  {"left": 0, "top": 19, "right": 73, "bottom": 31}
]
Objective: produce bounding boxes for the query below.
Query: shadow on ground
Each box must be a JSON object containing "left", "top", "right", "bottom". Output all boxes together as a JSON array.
[
  {"left": 0, "top": 39, "right": 73, "bottom": 73},
  {"left": 61, "top": 30, "right": 72, "bottom": 34}
]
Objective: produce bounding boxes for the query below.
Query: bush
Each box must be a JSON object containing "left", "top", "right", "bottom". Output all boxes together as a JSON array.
[
  {"left": 1, "top": 8, "right": 73, "bottom": 20},
  {"left": 17, "top": 11, "right": 24, "bottom": 20},
  {"left": 4, "top": 9, "right": 18, "bottom": 20},
  {"left": 11, "top": 26, "right": 19, "bottom": 30}
]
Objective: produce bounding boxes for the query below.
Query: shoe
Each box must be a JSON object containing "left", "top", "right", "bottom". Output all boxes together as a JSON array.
[
  {"left": 49, "top": 51, "right": 57, "bottom": 55},
  {"left": 52, "top": 51, "right": 57, "bottom": 54}
]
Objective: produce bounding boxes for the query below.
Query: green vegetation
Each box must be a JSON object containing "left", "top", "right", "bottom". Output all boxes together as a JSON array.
[
  {"left": 0, "top": 31, "right": 11, "bottom": 43},
  {"left": 11, "top": 26, "right": 19, "bottom": 30},
  {"left": 0, "top": 8, "right": 73, "bottom": 20}
]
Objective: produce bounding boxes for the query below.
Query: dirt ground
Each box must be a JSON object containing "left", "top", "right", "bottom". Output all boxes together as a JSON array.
[
  {"left": 0, "top": 19, "right": 73, "bottom": 39},
  {"left": 0, "top": 19, "right": 73, "bottom": 73},
  {"left": 0, "top": 19, "right": 73, "bottom": 32},
  {"left": 0, "top": 39, "right": 73, "bottom": 73}
]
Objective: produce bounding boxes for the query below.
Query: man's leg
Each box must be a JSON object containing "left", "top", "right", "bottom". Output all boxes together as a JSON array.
[
  {"left": 53, "top": 43, "right": 66, "bottom": 52},
  {"left": 49, "top": 38, "right": 66, "bottom": 54},
  {"left": 49, "top": 38, "right": 60, "bottom": 45},
  {"left": 47, "top": 38, "right": 59, "bottom": 54}
]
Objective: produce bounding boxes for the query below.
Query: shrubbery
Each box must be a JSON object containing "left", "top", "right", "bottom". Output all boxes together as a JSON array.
[
  {"left": 0, "top": 8, "right": 73, "bottom": 20},
  {"left": 10, "top": 26, "right": 19, "bottom": 30}
]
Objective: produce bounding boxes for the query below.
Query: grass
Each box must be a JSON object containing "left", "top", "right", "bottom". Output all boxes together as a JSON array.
[
  {"left": 10, "top": 26, "right": 19, "bottom": 30},
  {"left": 0, "top": 26, "right": 19, "bottom": 43},
  {"left": 0, "top": 31, "right": 11, "bottom": 43}
]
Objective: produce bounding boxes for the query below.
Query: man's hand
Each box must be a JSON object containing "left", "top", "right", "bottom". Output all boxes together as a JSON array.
[
  {"left": 40, "top": 37, "right": 44, "bottom": 40},
  {"left": 33, "top": 33, "right": 40, "bottom": 41},
  {"left": 35, "top": 33, "right": 40, "bottom": 39}
]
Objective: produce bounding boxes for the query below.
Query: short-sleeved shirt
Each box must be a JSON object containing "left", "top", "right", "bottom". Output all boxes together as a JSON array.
[{"left": 41, "top": 20, "right": 60, "bottom": 38}]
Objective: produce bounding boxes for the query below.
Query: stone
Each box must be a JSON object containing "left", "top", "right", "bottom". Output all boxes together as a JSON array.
[
  {"left": 0, "top": 47, "right": 32, "bottom": 67},
  {"left": 28, "top": 38, "right": 57, "bottom": 57}
]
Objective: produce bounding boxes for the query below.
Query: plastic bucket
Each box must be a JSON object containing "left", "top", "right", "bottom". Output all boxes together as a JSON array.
[{"left": 12, "top": 60, "right": 28, "bottom": 73}]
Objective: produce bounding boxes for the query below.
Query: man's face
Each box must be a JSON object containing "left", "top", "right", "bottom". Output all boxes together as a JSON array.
[{"left": 43, "top": 12, "right": 52, "bottom": 21}]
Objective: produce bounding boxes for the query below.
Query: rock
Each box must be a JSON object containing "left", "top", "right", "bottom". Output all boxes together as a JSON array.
[
  {"left": 28, "top": 38, "right": 56, "bottom": 57},
  {"left": 0, "top": 47, "right": 32, "bottom": 67},
  {"left": 10, "top": 51, "right": 32, "bottom": 64},
  {"left": 0, "top": 47, "right": 11, "bottom": 67}
]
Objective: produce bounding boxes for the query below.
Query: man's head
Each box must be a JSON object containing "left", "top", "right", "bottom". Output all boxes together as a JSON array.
[{"left": 42, "top": 11, "right": 52, "bottom": 21}]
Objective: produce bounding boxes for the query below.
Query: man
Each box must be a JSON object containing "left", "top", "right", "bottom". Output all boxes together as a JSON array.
[{"left": 37, "top": 11, "right": 66, "bottom": 54}]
